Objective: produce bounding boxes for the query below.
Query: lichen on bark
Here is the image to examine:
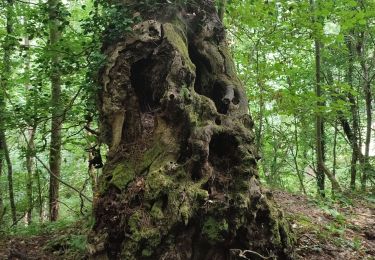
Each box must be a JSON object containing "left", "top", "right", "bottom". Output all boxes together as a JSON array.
[{"left": 89, "top": 1, "right": 294, "bottom": 259}]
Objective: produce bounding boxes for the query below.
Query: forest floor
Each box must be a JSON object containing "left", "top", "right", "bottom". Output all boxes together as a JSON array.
[
  {"left": 273, "top": 189, "right": 375, "bottom": 260},
  {"left": 0, "top": 189, "right": 374, "bottom": 260}
]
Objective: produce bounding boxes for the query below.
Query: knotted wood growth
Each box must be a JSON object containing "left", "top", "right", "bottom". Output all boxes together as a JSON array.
[{"left": 89, "top": 1, "right": 294, "bottom": 259}]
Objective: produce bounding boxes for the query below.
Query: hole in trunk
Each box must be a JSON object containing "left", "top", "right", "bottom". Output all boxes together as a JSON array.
[
  {"left": 211, "top": 83, "right": 231, "bottom": 114},
  {"left": 188, "top": 45, "right": 232, "bottom": 115},
  {"left": 191, "top": 163, "right": 203, "bottom": 181},
  {"left": 130, "top": 58, "right": 160, "bottom": 113},
  {"left": 209, "top": 133, "right": 240, "bottom": 171},
  {"left": 188, "top": 45, "right": 212, "bottom": 96}
]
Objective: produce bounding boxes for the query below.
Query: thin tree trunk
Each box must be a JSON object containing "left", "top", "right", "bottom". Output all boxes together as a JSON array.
[
  {"left": 0, "top": 0, "right": 17, "bottom": 225},
  {"left": 25, "top": 126, "right": 36, "bottom": 224},
  {"left": 0, "top": 120, "right": 15, "bottom": 227},
  {"left": 358, "top": 33, "right": 372, "bottom": 191},
  {"left": 255, "top": 49, "right": 265, "bottom": 150},
  {"left": 24, "top": 12, "right": 35, "bottom": 223},
  {"left": 293, "top": 115, "right": 307, "bottom": 195},
  {"left": 48, "top": 0, "right": 63, "bottom": 221},
  {"left": 332, "top": 121, "right": 338, "bottom": 196},
  {"left": 0, "top": 157, "right": 3, "bottom": 225},
  {"left": 311, "top": 0, "right": 325, "bottom": 197},
  {"left": 322, "top": 163, "right": 342, "bottom": 192},
  {"left": 2, "top": 132, "right": 16, "bottom": 224},
  {"left": 35, "top": 168, "right": 44, "bottom": 223},
  {"left": 322, "top": 70, "right": 343, "bottom": 194},
  {"left": 218, "top": 0, "right": 226, "bottom": 22},
  {"left": 346, "top": 34, "right": 359, "bottom": 190},
  {"left": 85, "top": 122, "right": 99, "bottom": 196}
]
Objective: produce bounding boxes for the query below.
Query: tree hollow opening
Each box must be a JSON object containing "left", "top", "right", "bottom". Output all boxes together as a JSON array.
[
  {"left": 188, "top": 46, "right": 232, "bottom": 115},
  {"left": 130, "top": 58, "right": 161, "bottom": 113},
  {"left": 208, "top": 133, "right": 240, "bottom": 171}
]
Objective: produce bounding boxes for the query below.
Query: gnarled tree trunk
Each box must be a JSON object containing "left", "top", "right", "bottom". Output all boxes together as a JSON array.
[{"left": 89, "top": 1, "right": 294, "bottom": 259}]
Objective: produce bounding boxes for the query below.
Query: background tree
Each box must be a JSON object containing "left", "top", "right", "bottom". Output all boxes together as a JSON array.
[
  {"left": 47, "top": 0, "right": 63, "bottom": 222},
  {"left": 1, "top": 0, "right": 17, "bottom": 225}
]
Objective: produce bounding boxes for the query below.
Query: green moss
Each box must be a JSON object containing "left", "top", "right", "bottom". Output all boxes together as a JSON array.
[
  {"left": 146, "top": 169, "right": 173, "bottom": 194},
  {"left": 186, "top": 178, "right": 209, "bottom": 201},
  {"left": 163, "top": 23, "right": 195, "bottom": 71},
  {"left": 138, "top": 141, "right": 164, "bottom": 172},
  {"left": 193, "top": 188, "right": 209, "bottom": 201},
  {"left": 110, "top": 162, "right": 135, "bottom": 190},
  {"left": 128, "top": 211, "right": 161, "bottom": 247},
  {"left": 142, "top": 248, "right": 153, "bottom": 257},
  {"left": 128, "top": 211, "right": 142, "bottom": 236},
  {"left": 232, "top": 192, "right": 251, "bottom": 209},
  {"left": 121, "top": 242, "right": 138, "bottom": 260},
  {"left": 187, "top": 109, "right": 199, "bottom": 127},
  {"left": 202, "top": 217, "right": 228, "bottom": 243},
  {"left": 292, "top": 213, "right": 317, "bottom": 231},
  {"left": 181, "top": 85, "right": 191, "bottom": 101},
  {"left": 179, "top": 202, "right": 191, "bottom": 226},
  {"left": 150, "top": 200, "right": 164, "bottom": 220}
]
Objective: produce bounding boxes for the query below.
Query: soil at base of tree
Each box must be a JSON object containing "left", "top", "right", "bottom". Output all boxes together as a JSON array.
[{"left": 0, "top": 189, "right": 374, "bottom": 260}]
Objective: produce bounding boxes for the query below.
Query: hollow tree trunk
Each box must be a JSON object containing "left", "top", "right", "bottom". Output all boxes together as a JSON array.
[{"left": 89, "top": 1, "right": 294, "bottom": 259}]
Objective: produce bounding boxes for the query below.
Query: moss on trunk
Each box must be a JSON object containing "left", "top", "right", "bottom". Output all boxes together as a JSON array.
[{"left": 89, "top": 1, "right": 294, "bottom": 259}]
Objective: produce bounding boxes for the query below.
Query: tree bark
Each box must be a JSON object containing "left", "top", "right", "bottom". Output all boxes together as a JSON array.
[
  {"left": 0, "top": 0, "right": 17, "bottom": 225},
  {"left": 48, "top": 0, "right": 63, "bottom": 221},
  {"left": 218, "top": 0, "right": 227, "bottom": 22},
  {"left": 0, "top": 154, "right": 3, "bottom": 226},
  {"left": 85, "top": 122, "right": 99, "bottom": 196},
  {"left": 357, "top": 31, "right": 372, "bottom": 191},
  {"left": 321, "top": 163, "right": 342, "bottom": 193},
  {"left": 293, "top": 116, "right": 307, "bottom": 195},
  {"left": 25, "top": 125, "right": 36, "bottom": 224},
  {"left": 345, "top": 34, "right": 359, "bottom": 190},
  {"left": 34, "top": 168, "right": 46, "bottom": 223},
  {"left": 1, "top": 132, "right": 16, "bottom": 224},
  {"left": 89, "top": 2, "right": 294, "bottom": 259},
  {"left": 332, "top": 121, "right": 338, "bottom": 196},
  {"left": 310, "top": 0, "right": 325, "bottom": 197},
  {"left": 24, "top": 10, "right": 35, "bottom": 224},
  {"left": 255, "top": 49, "right": 265, "bottom": 150}
]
